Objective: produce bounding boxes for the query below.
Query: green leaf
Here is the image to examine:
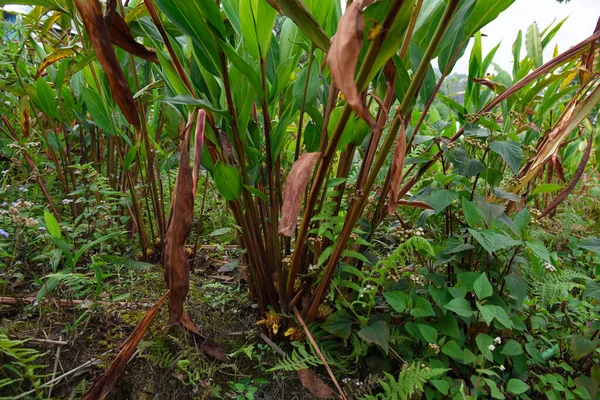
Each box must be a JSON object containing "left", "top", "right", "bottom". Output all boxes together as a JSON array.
[
  {"left": 384, "top": 291, "right": 409, "bottom": 313},
  {"left": 483, "top": 378, "right": 505, "bottom": 399},
  {"left": 430, "top": 379, "right": 450, "bottom": 395},
  {"left": 493, "top": 306, "right": 514, "bottom": 329},
  {"left": 461, "top": 197, "right": 483, "bottom": 227},
  {"left": 531, "top": 183, "right": 562, "bottom": 195},
  {"left": 463, "top": 0, "right": 515, "bottom": 38},
  {"left": 468, "top": 229, "right": 521, "bottom": 255},
  {"left": 489, "top": 141, "right": 522, "bottom": 175},
  {"left": 526, "top": 22, "right": 543, "bottom": 68},
  {"left": 417, "top": 324, "right": 438, "bottom": 344},
  {"left": 209, "top": 227, "right": 233, "bottom": 236},
  {"left": 158, "top": 95, "right": 230, "bottom": 118},
  {"left": 213, "top": 161, "right": 242, "bottom": 200},
  {"left": 579, "top": 236, "right": 600, "bottom": 256},
  {"left": 442, "top": 340, "right": 463, "bottom": 361},
  {"left": 428, "top": 189, "right": 458, "bottom": 214},
  {"left": 584, "top": 280, "right": 600, "bottom": 303},
  {"left": 44, "top": 210, "right": 61, "bottom": 239},
  {"left": 571, "top": 335, "right": 598, "bottom": 360},
  {"left": 513, "top": 208, "right": 530, "bottom": 237},
  {"left": 526, "top": 241, "right": 551, "bottom": 263},
  {"left": 474, "top": 274, "right": 493, "bottom": 300},
  {"left": 475, "top": 334, "right": 494, "bottom": 355},
  {"left": 240, "top": 0, "right": 277, "bottom": 60},
  {"left": 477, "top": 303, "right": 496, "bottom": 325},
  {"left": 322, "top": 310, "right": 352, "bottom": 339},
  {"left": 411, "top": 297, "right": 436, "bottom": 318},
  {"left": 123, "top": 144, "right": 139, "bottom": 172},
  {"left": 271, "top": 0, "right": 330, "bottom": 52},
  {"left": 35, "top": 78, "right": 59, "bottom": 120},
  {"left": 506, "top": 379, "right": 529, "bottom": 395},
  {"left": 358, "top": 321, "right": 389, "bottom": 355},
  {"left": 82, "top": 87, "right": 115, "bottom": 134},
  {"left": 501, "top": 340, "right": 523, "bottom": 356},
  {"left": 445, "top": 298, "right": 473, "bottom": 317}
]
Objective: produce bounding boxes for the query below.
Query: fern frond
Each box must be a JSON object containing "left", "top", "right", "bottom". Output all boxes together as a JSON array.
[
  {"left": 266, "top": 345, "right": 323, "bottom": 372},
  {"left": 362, "top": 362, "right": 449, "bottom": 400}
]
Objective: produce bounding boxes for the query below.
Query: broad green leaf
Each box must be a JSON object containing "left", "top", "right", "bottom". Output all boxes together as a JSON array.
[
  {"left": 526, "top": 22, "right": 543, "bottom": 68},
  {"left": 474, "top": 273, "right": 493, "bottom": 300},
  {"left": 506, "top": 379, "right": 529, "bottom": 395},
  {"left": 358, "top": 321, "right": 389, "bottom": 355},
  {"left": 501, "top": 340, "right": 523, "bottom": 356},
  {"left": 239, "top": 0, "right": 277, "bottom": 60},
  {"left": 477, "top": 303, "right": 496, "bottom": 325},
  {"left": 158, "top": 95, "right": 230, "bottom": 118},
  {"left": 430, "top": 379, "right": 450, "bottom": 396},
  {"left": 271, "top": 0, "right": 330, "bottom": 52},
  {"left": 526, "top": 241, "right": 551, "bottom": 263},
  {"left": 35, "top": 78, "right": 59, "bottom": 120},
  {"left": 463, "top": 0, "right": 515, "bottom": 38},
  {"left": 579, "top": 237, "right": 600, "bottom": 256},
  {"left": 209, "top": 227, "right": 233, "bottom": 236},
  {"left": 322, "top": 310, "right": 352, "bottom": 339},
  {"left": 493, "top": 306, "right": 514, "bottom": 329},
  {"left": 417, "top": 324, "right": 438, "bottom": 344},
  {"left": 475, "top": 333, "right": 494, "bottom": 355},
  {"left": 437, "top": 312, "right": 461, "bottom": 338},
  {"left": 384, "top": 291, "right": 408, "bottom": 313},
  {"left": 44, "top": 210, "right": 61, "bottom": 239},
  {"left": 442, "top": 340, "right": 463, "bottom": 361},
  {"left": 513, "top": 208, "right": 530, "bottom": 237},
  {"left": 489, "top": 141, "right": 522, "bottom": 175},
  {"left": 411, "top": 297, "right": 436, "bottom": 318},
  {"left": 468, "top": 229, "right": 521, "bottom": 255},
  {"left": 571, "top": 335, "right": 598, "bottom": 360},
  {"left": 445, "top": 298, "right": 473, "bottom": 317},
  {"left": 584, "top": 280, "right": 600, "bottom": 303},
  {"left": 428, "top": 189, "right": 458, "bottom": 214},
  {"left": 484, "top": 378, "right": 505, "bottom": 399},
  {"left": 475, "top": 197, "right": 505, "bottom": 225},
  {"left": 213, "top": 161, "right": 243, "bottom": 200},
  {"left": 217, "top": 39, "right": 264, "bottom": 100},
  {"left": 461, "top": 197, "right": 483, "bottom": 227},
  {"left": 82, "top": 87, "right": 115, "bottom": 134}
]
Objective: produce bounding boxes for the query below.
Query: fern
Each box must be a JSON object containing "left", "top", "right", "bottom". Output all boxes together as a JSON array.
[
  {"left": 362, "top": 362, "right": 449, "bottom": 400},
  {"left": 524, "top": 268, "right": 589, "bottom": 308},
  {"left": 266, "top": 344, "right": 323, "bottom": 372}
]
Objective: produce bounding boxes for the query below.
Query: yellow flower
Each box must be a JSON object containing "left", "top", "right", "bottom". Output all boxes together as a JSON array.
[{"left": 256, "top": 309, "right": 280, "bottom": 335}]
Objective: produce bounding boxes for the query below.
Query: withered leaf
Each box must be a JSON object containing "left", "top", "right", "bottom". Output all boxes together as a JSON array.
[
  {"left": 326, "top": 0, "right": 378, "bottom": 130},
  {"left": 163, "top": 128, "right": 194, "bottom": 324},
  {"left": 388, "top": 123, "right": 407, "bottom": 215},
  {"left": 279, "top": 152, "right": 321, "bottom": 236},
  {"left": 82, "top": 292, "right": 168, "bottom": 400},
  {"left": 192, "top": 110, "right": 206, "bottom": 197},
  {"left": 74, "top": 0, "right": 140, "bottom": 130},
  {"left": 35, "top": 48, "right": 75, "bottom": 79},
  {"left": 105, "top": 9, "right": 159, "bottom": 63},
  {"left": 297, "top": 369, "right": 335, "bottom": 399},
  {"left": 181, "top": 309, "right": 226, "bottom": 361}
]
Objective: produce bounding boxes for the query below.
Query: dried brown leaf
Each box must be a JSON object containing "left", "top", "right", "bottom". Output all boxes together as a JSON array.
[
  {"left": 279, "top": 152, "right": 321, "bottom": 236},
  {"left": 192, "top": 110, "right": 206, "bottom": 197},
  {"left": 180, "top": 309, "right": 226, "bottom": 361},
  {"left": 297, "top": 369, "right": 335, "bottom": 399},
  {"left": 163, "top": 129, "right": 194, "bottom": 324},
  {"left": 105, "top": 11, "right": 159, "bottom": 63},
  {"left": 326, "top": 0, "right": 378, "bottom": 130},
  {"left": 82, "top": 292, "right": 168, "bottom": 400},
  {"left": 74, "top": 0, "right": 140, "bottom": 130},
  {"left": 388, "top": 123, "right": 407, "bottom": 215}
]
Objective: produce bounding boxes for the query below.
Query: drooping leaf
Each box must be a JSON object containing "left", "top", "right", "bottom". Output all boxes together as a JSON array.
[
  {"left": 322, "top": 310, "right": 352, "bottom": 339},
  {"left": 35, "top": 47, "right": 75, "bottom": 79},
  {"left": 104, "top": 4, "right": 158, "bottom": 63},
  {"left": 358, "top": 320, "right": 389, "bottom": 355},
  {"left": 82, "top": 292, "right": 168, "bottom": 400},
  {"left": 279, "top": 152, "right": 321, "bottom": 236},
  {"left": 445, "top": 298, "right": 473, "bottom": 317},
  {"left": 74, "top": 0, "right": 140, "bottom": 129},
  {"left": 269, "top": 0, "right": 330, "bottom": 52},
  {"left": 326, "top": 0, "right": 378, "bottom": 130},
  {"left": 388, "top": 123, "right": 406, "bottom": 214}
]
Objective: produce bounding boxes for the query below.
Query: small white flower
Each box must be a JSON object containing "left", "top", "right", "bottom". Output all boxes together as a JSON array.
[
  {"left": 494, "top": 336, "right": 502, "bottom": 345},
  {"left": 544, "top": 262, "right": 556, "bottom": 272},
  {"left": 499, "top": 365, "right": 505, "bottom": 371},
  {"left": 488, "top": 344, "right": 496, "bottom": 351},
  {"left": 62, "top": 198, "right": 73, "bottom": 205}
]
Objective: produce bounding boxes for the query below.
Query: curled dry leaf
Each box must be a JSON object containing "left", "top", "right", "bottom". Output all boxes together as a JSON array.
[
  {"left": 105, "top": 11, "right": 159, "bottom": 63},
  {"left": 192, "top": 110, "right": 206, "bottom": 197},
  {"left": 82, "top": 292, "right": 168, "bottom": 400},
  {"left": 388, "top": 123, "right": 407, "bottom": 215},
  {"left": 279, "top": 152, "right": 321, "bottom": 236},
  {"left": 180, "top": 308, "right": 225, "bottom": 361},
  {"left": 326, "top": 0, "right": 378, "bottom": 130},
  {"left": 163, "top": 127, "right": 194, "bottom": 324},
  {"left": 35, "top": 48, "right": 75, "bottom": 79},
  {"left": 74, "top": 0, "right": 140, "bottom": 130},
  {"left": 297, "top": 369, "right": 335, "bottom": 399}
]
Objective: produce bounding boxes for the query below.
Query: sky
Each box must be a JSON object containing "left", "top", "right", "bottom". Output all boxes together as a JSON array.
[{"left": 453, "top": 0, "right": 600, "bottom": 73}]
